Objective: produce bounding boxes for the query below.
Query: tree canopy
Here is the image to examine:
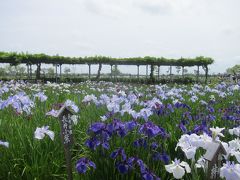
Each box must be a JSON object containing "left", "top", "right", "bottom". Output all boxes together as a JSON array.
[{"left": 226, "top": 64, "right": 240, "bottom": 74}]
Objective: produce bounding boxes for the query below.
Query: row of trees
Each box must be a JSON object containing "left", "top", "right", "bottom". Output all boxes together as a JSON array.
[
  {"left": 0, "top": 65, "right": 122, "bottom": 78},
  {"left": 0, "top": 65, "right": 72, "bottom": 78},
  {"left": 0, "top": 65, "right": 26, "bottom": 78}
]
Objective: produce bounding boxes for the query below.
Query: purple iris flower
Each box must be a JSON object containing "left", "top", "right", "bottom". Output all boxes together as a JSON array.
[
  {"left": 86, "top": 122, "right": 112, "bottom": 150},
  {"left": 178, "top": 122, "right": 187, "bottom": 133},
  {"left": 182, "top": 112, "right": 192, "bottom": 120},
  {"left": 110, "top": 148, "right": 127, "bottom": 161},
  {"left": 139, "top": 121, "right": 161, "bottom": 138},
  {"left": 167, "top": 103, "right": 174, "bottom": 113},
  {"left": 85, "top": 137, "right": 101, "bottom": 150},
  {"left": 88, "top": 122, "right": 106, "bottom": 134},
  {"left": 150, "top": 142, "right": 158, "bottom": 150},
  {"left": 125, "top": 157, "right": 160, "bottom": 179},
  {"left": 208, "top": 106, "right": 215, "bottom": 113},
  {"left": 141, "top": 169, "right": 161, "bottom": 180},
  {"left": 133, "top": 138, "right": 148, "bottom": 148},
  {"left": 114, "top": 156, "right": 141, "bottom": 174},
  {"left": 152, "top": 152, "right": 170, "bottom": 164},
  {"left": 134, "top": 158, "right": 161, "bottom": 180},
  {"left": 125, "top": 120, "right": 138, "bottom": 131},
  {"left": 76, "top": 157, "right": 96, "bottom": 174},
  {"left": 206, "top": 114, "right": 216, "bottom": 121},
  {"left": 110, "top": 119, "right": 127, "bottom": 137},
  {"left": 225, "top": 115, "right": 236, "bottom": 121},
  {"left": 156, "top": 106, "right": 165, "bottom": 116},
  {"left": 190, "top": 120, "right": 211, "bottom": 136},
  {"left": 174, "top": 102, "right": 182, "bottom": 108},
  {"left": 127, "top": 157, "right": 146, "bottom": 172},
  {"left": 115, "top": 162, "right": 129, "bottom": 174},
  {"left": 158, "top": 126, "right": 169, "bottom": 139},
  {"left": 182, "top": 103, "right": 191, "bottom": 110}
]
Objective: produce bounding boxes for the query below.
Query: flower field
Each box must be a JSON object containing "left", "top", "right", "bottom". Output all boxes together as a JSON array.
[{"left": 0, "top": 80, "right": 240, "bottom": 180}]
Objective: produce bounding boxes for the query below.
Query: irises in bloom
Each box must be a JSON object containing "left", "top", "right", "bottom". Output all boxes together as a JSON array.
[
  {"left": 220, "top": 161, "right": 240, "bottom": 180},
  {"left": 34, "top": 126, "right": 54, "bottom": 141},
  {"left": 65, "top": 99, "right": 79, "bottom": 113},
  {"left": 0, "top": 140, "right": 9, "bottom": 148},
  {"left": 76, "top": 157, "right": 96, "bottom": 174},
  {"left": 110, "top": 148, "right": 160, "bottom": 179},
  {"left": 139, "top": 121, "right": 168, "bottom": 138},
  {"left": 229, "top": 126, "right": 240, "bottom": 137},
  {"left": 34, "top": 92, "right": 47, "bottom": 102},
  {"left": 165, "top": 158, "right": 191, "bottom": 179},
  {"left": 0, "top": 92, "right": 34, "bottom": 115},
  {"left": 210, "top": 126, "right": 225, "bottom": 140},
  {"left": 176, "top": 133, "right": 213, "bottom": 159}
]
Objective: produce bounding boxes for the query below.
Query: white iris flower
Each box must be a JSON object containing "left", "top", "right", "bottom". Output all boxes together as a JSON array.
[
  {"left": 220, "top": 161, "right": 240, "bottom": 180},
  {"left": 34, "top": 126, "right": 55, "bottom": 141},
  {"left": 210, "top": 126, "right": 225, "bottom": 140},
  {"left": 165, "top": 158, "right": 191, "bottom": 179},
  {"left": 0, "top": 140, "right": 9, "bottom": 148}
]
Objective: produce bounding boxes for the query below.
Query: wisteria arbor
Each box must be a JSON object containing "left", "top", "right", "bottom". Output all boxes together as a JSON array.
[{"left": 0, "top": 52, "right": 214, "bottom": 83}]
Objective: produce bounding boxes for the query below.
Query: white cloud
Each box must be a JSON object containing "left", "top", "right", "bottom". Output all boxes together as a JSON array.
[
  {"left": 83, "top": 0, "right": 128, "bottom": 19},
  {"left": 133, "top": 0, "right": 172, "bottom": 15},
  {"left": 233, "top": 56, "right": 240, "bottom": 60}
]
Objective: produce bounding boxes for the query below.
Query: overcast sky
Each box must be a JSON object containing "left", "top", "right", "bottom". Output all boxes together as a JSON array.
[{"left": 0, "top": 0, "right": 240, "bottom": 74}]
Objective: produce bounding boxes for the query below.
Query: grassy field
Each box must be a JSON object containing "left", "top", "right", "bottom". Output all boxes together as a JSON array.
[{"left": 0, "top": 80, "right": 239, "bottom": 179}]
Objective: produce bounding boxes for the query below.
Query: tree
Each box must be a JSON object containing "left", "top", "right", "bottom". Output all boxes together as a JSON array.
[
  {"left": 112, "top": 65, "right": 121, "bottom": 75},
  {"left": 64, "top": 67, "right": 71, "bottom": 75},
  {"left": 0, "top": 67, "right": 6, "bottom": 76},
  {"left": 47, "top": 67, "right": 55, "bottom": 77},
  {"left": 226, "top": 65, "right": 240, "bottom": 75},
  {"left": 6, "top": 65, "right": 16, "bottom": 76},
  {"left": 16, "top": 65, "right": 26, "bottom": 78},
  {"left": 176, "top": 66, "right": 181, "bottom": 74},
  {"left": 183, "top": 68, "right": 188, "bottom": 74}
]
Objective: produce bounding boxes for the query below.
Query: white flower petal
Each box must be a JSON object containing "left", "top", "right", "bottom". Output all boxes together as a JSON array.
[
  {"left": 34, "top": 128, "right": 45, "bottom": 140},
  {"left": 180, "top": 161, "right": 191, "bottom": 173},
  {"left": 183, "top": 147, "right": 196, "bottom": 159},
  {"left": 0, "top": 140, "right": 9, "bottom": 148},
  {"left": 34, "top": 126, "right": 54, "bottom": 141},
  {"left": 165, "top": 163, "right": 175, "bottom": 173},
  {"left": 45, "top": 130, "right": 55, "bottom": 141},
  {"left": 173, "top": 165, "right": 185, "bottom": 179}
]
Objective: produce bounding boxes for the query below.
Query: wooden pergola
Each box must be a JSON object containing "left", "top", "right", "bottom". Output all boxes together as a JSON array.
[{"left": 0, "top": 52, "right": 214, "bottom": 83}]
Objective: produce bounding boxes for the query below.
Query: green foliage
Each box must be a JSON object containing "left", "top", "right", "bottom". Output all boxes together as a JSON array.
[
  {"left": 64, "top": 67, "right": 71, "bottom": 74},
  {"left": 0, "top": 81, "right": 239, "bottom": 179},
  {"left": 226, "top": 64, "right": 240, "bottom": 74},
  {"left": 176, "top": 66, "right": 181, "bottom": 74},
  {"left": 0, "top": 67, "right": 6, "bottom": 76},
  {"left": 0, "top": 52, "right": 214, "bottom": 66},
  {"left": 47, "top": 67, "right": 55, "bottom": 77},
  {"left": 111, "top": 65, "right": 121, "bottom": 75}
]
